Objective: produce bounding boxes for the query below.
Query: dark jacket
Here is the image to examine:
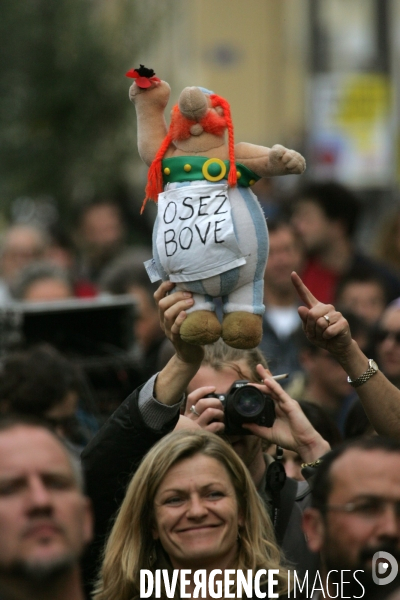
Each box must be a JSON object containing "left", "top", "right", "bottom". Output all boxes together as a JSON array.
[{"left": 81, "top": 380, "right": 180, "bottom": 591}]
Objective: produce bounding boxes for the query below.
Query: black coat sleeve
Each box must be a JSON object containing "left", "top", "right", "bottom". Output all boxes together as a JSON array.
[{"left": 80, "top": 383, "right": 180, "bottom": 592}]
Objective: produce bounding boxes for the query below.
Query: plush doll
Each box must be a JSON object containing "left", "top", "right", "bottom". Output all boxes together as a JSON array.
[{"left": 127, "top": 65, "right": 306, "bottom": 349}]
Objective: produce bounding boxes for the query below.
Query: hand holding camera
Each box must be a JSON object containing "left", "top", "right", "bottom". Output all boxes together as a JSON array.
[
  {"left": 184, "top": 359, "right": 330, "bottom": 462},
  {"left": 204, "top": 381, "right": 275, "bottom": 435},
  {"left": 184, "top": 386, "right": 225, "bottom": 434},
  {"left": 243, "top": 365, "right": 331, "bottom": 462},
  {"left": 184, "top": 365, "right": 330, "bottom": 463},
  {"left": 185, "top": 379, "right": 275, "bottom": 435}
]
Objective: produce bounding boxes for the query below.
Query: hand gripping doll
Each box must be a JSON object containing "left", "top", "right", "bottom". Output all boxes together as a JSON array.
[{"left": 127, "top": 65, "right": 305, "bottom": 349}]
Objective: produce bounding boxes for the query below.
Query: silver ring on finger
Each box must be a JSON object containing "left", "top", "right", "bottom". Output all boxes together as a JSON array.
[
  {"left": 190, "top": 405, "right": 200, "bottom": 417},
  {"left": 323, "top": 314, "right": 331, "bottom": 325}
]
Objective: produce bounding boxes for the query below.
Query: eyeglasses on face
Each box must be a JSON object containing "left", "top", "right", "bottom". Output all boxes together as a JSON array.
[
  {"left": 325, "top": 497, "right": 400, "bottom": 519},
  {"left": 375, "top": 329, "right": 400, "bottom": 345}
]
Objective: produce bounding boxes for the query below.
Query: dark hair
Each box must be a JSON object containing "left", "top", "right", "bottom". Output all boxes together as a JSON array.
[
  {"left": 298, "top": 400, "right": 342, "bottom": 448},
  {"left": 0, "top": 345, "right": 80, "bottom": 417},
  {"left": 296, "top": 181, "right": 360, "bottom": 237},
  {"left": 335, "top": 266, "right": 389, "bottom": 307},
  {"left": 73, "top": 196, "right": 126, "bottom": 229},
  {"left": 99, "top": 248, "right": 155, "bottom": 296},
  {"left": 0, "top": 413, "right": 58, "bottom": 435},
  {"left": 267, "top": 218, "right": 294, "bottom": 235},
  {"left": 311, "top": 437, "right": 400, "bottom": 512},
  {"left": 48, "top": 224, "right": 75, "bottom": 253},
  {"left": 266, "top": 218, "right": 304, "bottom": 249},
  {"left": 343, "top": 399, "right": 374, "bottom": 439},
  {"left": 10, "top": 261, "right": 73, "bottom": 300}
]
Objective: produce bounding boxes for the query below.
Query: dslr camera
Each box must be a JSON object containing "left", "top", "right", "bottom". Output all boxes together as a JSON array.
[{"left": 205, "top": 380, "right": 275, "bottom": 435}]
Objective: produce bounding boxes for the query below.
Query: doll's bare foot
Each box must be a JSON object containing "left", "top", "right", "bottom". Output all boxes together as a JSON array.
[
  {"left": 180, "top": 310, "right": 222, "bottom": 345},
  {"left": 222, "top": 312, "right": 263, "bottom": 349}
]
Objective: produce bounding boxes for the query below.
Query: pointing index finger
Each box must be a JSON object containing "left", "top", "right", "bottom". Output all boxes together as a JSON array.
[{"left": 291, "top": 271, "right": 318, "bottom": 308}]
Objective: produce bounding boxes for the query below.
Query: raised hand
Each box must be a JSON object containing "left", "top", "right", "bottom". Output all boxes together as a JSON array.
[
  {"left": 243, "top": 365, "right": 330, "bottom": 462},
  {"left": 154, "top": 281, "right": 204, "bottom": 365},
  {"left": 128, "top": 78, "right": 170, "bottom": 107},
  {"left": 184, "top": 387, "right": 225, "bottom": 434},
  {"left": 291, "top": 271, "right": 352, "bottom": 357}
]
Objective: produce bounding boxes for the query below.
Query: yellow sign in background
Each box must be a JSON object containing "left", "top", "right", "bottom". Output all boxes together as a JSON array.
[{"left": 309, "top": 72, "right": 394, "bottom": 186}]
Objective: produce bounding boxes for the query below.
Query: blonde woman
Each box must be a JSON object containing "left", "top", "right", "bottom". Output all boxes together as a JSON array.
[{"left": 93, "top": 429, "right": 289, "bottom": 600}]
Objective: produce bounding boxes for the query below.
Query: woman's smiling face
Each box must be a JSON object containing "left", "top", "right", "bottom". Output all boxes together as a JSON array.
[{"left": 152, "top": 453, "right": 243, "bottom": 570}]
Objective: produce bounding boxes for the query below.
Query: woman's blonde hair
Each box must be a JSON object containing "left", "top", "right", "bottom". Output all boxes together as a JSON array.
[
  {"left": 202, "top": 338, "right": 268, "bottom": 382},
  {"left": 93, "top": 429, "right": 288, "bottom": 600}
]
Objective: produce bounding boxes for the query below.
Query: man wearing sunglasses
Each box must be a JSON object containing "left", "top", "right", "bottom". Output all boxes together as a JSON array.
[{"left": 302, "top": 437, "right": 400, "bottom": 598}]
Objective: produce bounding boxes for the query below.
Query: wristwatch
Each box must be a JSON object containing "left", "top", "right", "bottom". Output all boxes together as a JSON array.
[{"left": 347, "top": 359, "right": 379, "bottom": 388}]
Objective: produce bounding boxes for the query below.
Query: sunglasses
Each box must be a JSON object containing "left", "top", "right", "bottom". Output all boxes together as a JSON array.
[{"left": 375, "top": 329, "right": 400, "bottom": 345}]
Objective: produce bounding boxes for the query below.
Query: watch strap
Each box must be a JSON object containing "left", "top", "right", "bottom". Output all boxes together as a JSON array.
[{"left": 347, "top": 359, "right": 378, "bottom": 388}]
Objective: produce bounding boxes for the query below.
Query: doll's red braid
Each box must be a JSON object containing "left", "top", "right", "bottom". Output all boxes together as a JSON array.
[{"left": 210, "top": 94, "right": 237, "bottom": 188}]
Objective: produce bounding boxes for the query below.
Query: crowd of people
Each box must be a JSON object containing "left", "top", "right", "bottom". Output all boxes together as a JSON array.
[{"left": 1, "top": 181, "right": 400, "bottom": 598}]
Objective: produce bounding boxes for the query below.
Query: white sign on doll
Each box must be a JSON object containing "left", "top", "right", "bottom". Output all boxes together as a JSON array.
[{"left": 156, "top": 183, "right": 246, "bottom": 283}]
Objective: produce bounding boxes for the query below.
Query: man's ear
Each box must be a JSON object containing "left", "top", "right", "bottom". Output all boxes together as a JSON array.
[{"left": 302, "top": 507, "right": 325, "bottom": 553}]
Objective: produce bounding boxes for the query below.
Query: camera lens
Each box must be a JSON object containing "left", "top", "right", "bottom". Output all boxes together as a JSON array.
[
  {"left": 235, "top": 387, "right": 263, "bottom": 416},
  {"left": 226, "top": 386, "right": 267, "bottom": 426},
  {"left": 224, "top": 381, "right": 276, "bottom": 432}
]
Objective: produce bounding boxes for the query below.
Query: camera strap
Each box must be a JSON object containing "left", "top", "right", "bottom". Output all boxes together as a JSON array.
[{"left": 265, "top": 446, "right": 287, "bottom": 540}]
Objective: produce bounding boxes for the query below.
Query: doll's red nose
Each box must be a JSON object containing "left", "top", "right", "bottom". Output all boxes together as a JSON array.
[{"left": 178, "top": 87, "right": 208, "bottom": 122}]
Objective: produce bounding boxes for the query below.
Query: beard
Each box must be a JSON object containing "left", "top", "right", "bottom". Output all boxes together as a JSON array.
[
  {"left": 0, "top": 552, "right": 76, "bottom": 585},
  {"left": 323, "top": 541, "right": 400, "bottom": 599}
]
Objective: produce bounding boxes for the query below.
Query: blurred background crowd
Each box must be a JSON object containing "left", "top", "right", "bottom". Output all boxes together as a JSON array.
[{"left": 2, "top": 0, "right": 400, "bottom": 471}]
